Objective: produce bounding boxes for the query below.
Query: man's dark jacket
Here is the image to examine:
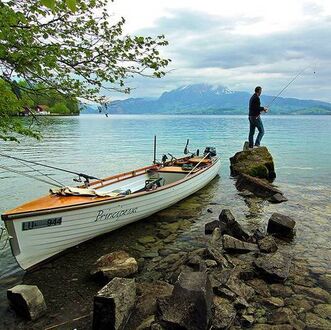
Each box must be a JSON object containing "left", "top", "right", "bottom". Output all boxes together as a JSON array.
[{"left": 249, "top": 93, "right": 264, "bottom": 117}]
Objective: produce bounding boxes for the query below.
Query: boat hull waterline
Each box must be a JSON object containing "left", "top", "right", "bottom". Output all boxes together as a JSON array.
[{"left": 3, "top": 157, "right": 220, "bottom": 270}]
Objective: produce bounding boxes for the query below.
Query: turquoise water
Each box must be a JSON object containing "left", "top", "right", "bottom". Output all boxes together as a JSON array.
[{"left": 0, "top": 114, "right": 330, "bottom": 276}]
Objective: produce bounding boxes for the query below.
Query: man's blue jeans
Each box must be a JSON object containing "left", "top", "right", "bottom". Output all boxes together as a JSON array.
[{"left": 249, "top": 116, "right": 264, "bottom": 148}]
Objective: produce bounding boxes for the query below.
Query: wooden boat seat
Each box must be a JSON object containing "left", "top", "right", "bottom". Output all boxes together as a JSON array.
[{"left": 158, "top": 166, "right": 198, "bottom": 173}]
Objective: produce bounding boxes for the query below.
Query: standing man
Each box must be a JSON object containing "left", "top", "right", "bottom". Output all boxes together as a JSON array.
[{"left": 248, "top": 86, "right": 268, "bottom": 148}]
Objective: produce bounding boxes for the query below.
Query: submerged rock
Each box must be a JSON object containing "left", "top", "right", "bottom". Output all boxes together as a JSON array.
[
  {"left": 157, "top": 271, "right": 212, "bottom": 330},
  {"left": 93, "top": 277, "right": 136, "bottom": 330},
  {"left": 253, "top": 252, "right": 292, "bottom": 282},
  {"left": 7, "top": 285, "right": 47, "bottom": 321},
  {"left": 267, "top": 213, "right": 296, "bottom": 238},
  {"left": 236, "top": 174, "right": 283, "bottom": 198},
  {"left": 230, "top": 146, "right": 276, "bottom": 180},
  {"left": 91, "top": 250, "right": 138, "bottom": 280}
]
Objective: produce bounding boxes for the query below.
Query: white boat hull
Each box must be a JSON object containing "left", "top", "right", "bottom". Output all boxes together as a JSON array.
[{"left": 5, "top": 158, "right": 220, "bottom": 270}]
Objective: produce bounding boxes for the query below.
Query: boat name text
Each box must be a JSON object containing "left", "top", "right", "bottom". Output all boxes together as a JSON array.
[{"left": 95, "top": 207, "right": 138, "bottom": 222}]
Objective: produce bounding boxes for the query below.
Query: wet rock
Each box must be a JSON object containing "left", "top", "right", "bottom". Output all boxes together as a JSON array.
[
  {"left": 207, "top": 208, "right": 213, "bottom": 213},
  {"left": 204, "top": 245, "right": 229, "bottom": 268},
  {"left": 269, "top": 284, "right": 293, "bottom": 298},
  {"left": 319, "top": 273, "right": 331, "bottom": 291},
  {"left": 138, "top": 236, "right": 156, "bottom": 245},
  {"left": 7, "top": 285, "right": 47, "bottom": 321},
  {"left": 258, "top": 235, "right": 278, "bottom": 253},
  {"left": 267, "top": 213, "right": 296, "bottom": 238},
  {"left": 128, "top": 281, "right": 173, "bottom": 329},
  {"left": 93, "top": 277, "right": 136, "bottom": 330},
  {"left": 205, "top": 259, "right": 218, "bottom": 268},
  {"left": 156, "top": 229, "right": 171, "bottom": 239},
  {"left": 285, "top": 294, "right": 313, "bottom": 313},
  {"left": 226, "top": 275, "right": 255, "bottom": 301},
  {"left": 247, "top": 278, "right": 271, "bottom": 297},
  {"left": 253, "top": 252, "right": 292, "bottom": 282},
  {"left": 314, "top": 303, "right": 331, "bottom": 319},
  {"left": 252, "top": 325, "right": 292, "bottom": 330},
  {"left": 91, "top": 251, "right": 138, "bottom": 280},
  {"left": 234, "top": 296, "right": 250, "bottom": 309},
  {"left": 141, "top": 252, "right": 159, "bottom": 259},
  {"left": 235, "top": 174, "right": 282, "bottom": 198},
  {"left": 223, "top": 234, "right": 258, "bottom": 253},
  {"left": 267, "top": 308, "right": 293, "bottom": 325},
  {"left": 219, "top": 209, "right": 250, "bottom": 241},
  {"left": 292, "top": 285, "right": 330, "bottom": 303},
  {"left": 268, "top": 193, "right": 288, "bottom": 204},
  {"left": 305, "top": 312, "right": 331, "bottom": 329},
  {"left": 136, "top": 315, "right": 155, "bottom": 330},
  {"left": 241, "top": 314, "right": 255, "bottom": 327},
  {"left": 219, "top": 209, "right": 236, "bottom": 223},
  {"left": 157, "top": 271, "right": 212, "bottom": 330},
  {"left": 214, "top": 287, "right": 236, "bottom": 300},
  {"left": 211, "top": 228, "right": 221, "bottom": 243},
  {"left": 230, "top": 146, "right": 276, "bottom": 180},
  {"left": 211, "top": 296, "right": 236, "bottom": 329},
  {"left": 205, "top": 220, "right": 220, "bottom": 234},
  {"left": 262, "top": 296, "right": 284, "bottom": 307}
]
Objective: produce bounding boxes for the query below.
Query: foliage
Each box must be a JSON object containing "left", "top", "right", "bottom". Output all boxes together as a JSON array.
[
  {"left": 49, "top": 102, "right": 70, "bottom": 114},
  {"left": 0, "top": 0, "right": 170, "bottom": 140}
]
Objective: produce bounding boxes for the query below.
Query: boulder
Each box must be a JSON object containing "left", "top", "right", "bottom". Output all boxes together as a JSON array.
[
  {"left": 258, "top": 236, "right": 278, "bottom": 253},
  {"left": 236, "top": 174, "right": 283, "bottom": 198},
  {"left": 7, "top": 285, "right": 47, "bottom": 321},
  {"left": 230, "top": 146, "right": 276, "bottom": 180},
  {"left": 253, "top": 252, "right": 292, "bottom": 282},
  {"left": 218, "top": 209, "right": 250, "bottom": 241},
  {"left": 268, "top": 193, "right": 288, "bottom": 204},
  {"left": 204, "top": 245, "right": 229, "bottom": 268},
  {"left": 225, "top": 276, "right": 255, "bottom": 301},
  {"left": 267, "top": 213, "right": 296, "bottom": 238},
  {"left": 204, "top": 220, "right": 220, "bottom": 234},
  {"left": 127, "top": 281, "right": 174, "bottom": 329},
  {"left": 91, "top": 250, "right": 138, "bottom": 280},
  {"left": 211, "top": 296, "right": 236, "bottom": 329},
  {"left": 93, "top": 277, "right": 136, "bottom": 330},
  {"left": 157, "top": 271, "right": 212, "bottom": 330},
  {"left": 222, "top": 234, "right": 258, "bottom": 253}
]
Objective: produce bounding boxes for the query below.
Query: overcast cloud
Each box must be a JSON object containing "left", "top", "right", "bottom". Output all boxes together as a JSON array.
[{"left": 106, "top": 0, "right": 331, "bottom": 102}]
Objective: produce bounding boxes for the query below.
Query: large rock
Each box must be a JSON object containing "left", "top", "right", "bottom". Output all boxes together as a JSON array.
[
  {"left": 127, "top": 281, "right": 174, "bottom": 329},
  {"left": 230, "top": 146, "right": 276, "bottom": 180},
  {"left": 204, "top": 244, "right": 229, "bottom": 268},
  {"left": 267, "top": 213, "right": 296, "bottom": 238},
  {"left": 91, "top": 250, "right": 138, "bottom": 280},
  {"left": 268, "top": 193, "right": 288, "bottom": 204},
  {"left": 93, "top": 277, "right": 136, "bottom": 330},
  {"left": 218, "top": 209, "right": 250, "bottom": 241},
  {"left": 7, "top": 285, "right": 47, "bottom": 321},
  {"left": 235, "top": 174, "right": 283, "bottom": 198},
  {"left": 254, "top": 252, "right": 292, "bottom": 282},
  {"left": 222, "top": 234, "right": 258, "bottom": 253},
  {"left": 204, "top": 220, "right": 220, "bottom": 234},
  {"left": 157, "top": 271, "right": 212, "bottom": 330}
]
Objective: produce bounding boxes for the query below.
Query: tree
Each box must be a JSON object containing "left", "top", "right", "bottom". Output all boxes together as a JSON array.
[{"left": 0, "top": 0, "right": 170, "bottom": 141}]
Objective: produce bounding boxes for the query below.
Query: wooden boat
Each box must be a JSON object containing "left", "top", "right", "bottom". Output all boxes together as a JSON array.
[{"left": 2, "top": 152, "right": 220, "bottom": 270}]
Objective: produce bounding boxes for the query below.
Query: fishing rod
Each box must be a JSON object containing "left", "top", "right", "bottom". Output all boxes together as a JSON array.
[
  {"left": 266, "top": 66, "right": 315, "bottom": 109},
  {"left": 0, "top": 153, "right": 101, "bottom": 183}
]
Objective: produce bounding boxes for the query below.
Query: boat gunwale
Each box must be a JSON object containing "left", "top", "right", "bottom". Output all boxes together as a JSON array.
[{"left": 2, "top": 157, "right": 220, "bottom": 221}]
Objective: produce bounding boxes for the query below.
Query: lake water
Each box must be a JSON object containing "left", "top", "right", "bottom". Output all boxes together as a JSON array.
[{"left": 0, "top": 114, "right": 330, "bottom": 327}]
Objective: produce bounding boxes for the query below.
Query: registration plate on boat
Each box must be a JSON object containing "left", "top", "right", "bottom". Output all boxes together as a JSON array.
[{"left": 22, "top": 217, "right": 62, "bottom": 231}]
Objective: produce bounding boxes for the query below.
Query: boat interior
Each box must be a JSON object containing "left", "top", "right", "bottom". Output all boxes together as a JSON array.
[{"left": 91, "top": 155, "right": 213, "bottom": 196}]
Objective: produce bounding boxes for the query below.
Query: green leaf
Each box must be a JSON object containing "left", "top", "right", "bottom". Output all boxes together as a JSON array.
[
  {"left": 41, "top": 0, "right": 55, "bottom": 10},
  {"left": 66, "top": 0, "right": 77, "bottom": 12}
]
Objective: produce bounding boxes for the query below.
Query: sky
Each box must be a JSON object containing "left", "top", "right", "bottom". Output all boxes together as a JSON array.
[{"left": 106, "top": 0, "right": 331, "bottom": 102}]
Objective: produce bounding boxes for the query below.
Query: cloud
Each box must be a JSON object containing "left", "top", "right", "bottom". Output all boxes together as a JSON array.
[{"left": 107, "top": 7, "right": 331, "bottom": 102}]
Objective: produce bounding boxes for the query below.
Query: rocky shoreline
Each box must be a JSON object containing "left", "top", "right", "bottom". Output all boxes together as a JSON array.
[{"left": 4, "top": 146, "right": 331, "bottom": 329}]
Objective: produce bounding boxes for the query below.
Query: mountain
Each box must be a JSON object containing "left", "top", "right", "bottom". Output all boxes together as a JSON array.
[{"left": 83, "top": 84, "right": 331, "bottom": 115}]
